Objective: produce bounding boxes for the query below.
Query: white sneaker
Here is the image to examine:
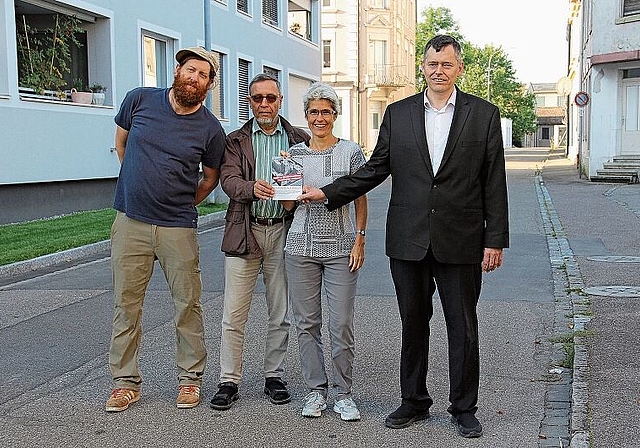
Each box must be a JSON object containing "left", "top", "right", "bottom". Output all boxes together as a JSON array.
[
  {"left": 333, "top": 397, "right": 361, "bottom": 421},
  {"left": 302, "top": 391, "right": 327, "bottom": 418}
]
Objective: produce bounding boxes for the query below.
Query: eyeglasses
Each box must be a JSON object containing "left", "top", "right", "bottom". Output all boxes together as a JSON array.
[
  {"left": 249, "top": 94, "right": 279, "bottom": 103},
  {"left": 307, "top": 109, "right": 336, "bottom": 117}
]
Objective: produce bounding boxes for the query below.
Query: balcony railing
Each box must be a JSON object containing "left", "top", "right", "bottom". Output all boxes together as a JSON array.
[{"left": 365, "top": 64, "right": 410, "bottom": 87}]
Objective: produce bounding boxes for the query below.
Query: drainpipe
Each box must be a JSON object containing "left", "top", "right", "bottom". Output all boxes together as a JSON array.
[
  {"left": 204, "top": 0, "right": 212, "bottom": 111},
  {"left": 356, "top": 3, "right": 362, "bottom": 148},
  {"left": 204, "top": 0, "right": 216, "bottom": 203}
]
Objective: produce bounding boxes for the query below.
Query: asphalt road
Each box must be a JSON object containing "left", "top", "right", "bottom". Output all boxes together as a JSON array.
[{"left": 0, "top": 148, "right": 560, "bottom": 447}]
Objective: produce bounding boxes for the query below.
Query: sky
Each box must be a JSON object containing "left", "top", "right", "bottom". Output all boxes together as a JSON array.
[{"left": 416, "top": 0, "right": 570, "bottom": 84}]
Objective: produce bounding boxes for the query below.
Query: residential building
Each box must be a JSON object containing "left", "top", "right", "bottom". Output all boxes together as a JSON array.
[
  {"left": 566, "top": 0, "right": 640, "bottom": 181},
  {"left": 321, "top": 0, "right": 416, "bottom": 155},
  {"left": 525, "top": 82, "right": 567, "bottom": 148},
  {"left": 0, "top": 0, "right": 321, "bottom": 224}
]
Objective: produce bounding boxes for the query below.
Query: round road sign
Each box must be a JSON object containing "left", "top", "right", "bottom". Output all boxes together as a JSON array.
[{"left": 574, "top": 91, "right": 589, "bottom": 107}]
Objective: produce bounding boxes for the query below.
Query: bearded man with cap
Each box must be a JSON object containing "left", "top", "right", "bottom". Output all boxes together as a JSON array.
[{"left": 106, "top": 47, "right": 226, "bottom": 412}]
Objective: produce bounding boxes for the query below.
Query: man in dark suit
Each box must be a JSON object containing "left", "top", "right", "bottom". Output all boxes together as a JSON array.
[{"left": 297, "top": 35, "right": 509, "bottom": 438}]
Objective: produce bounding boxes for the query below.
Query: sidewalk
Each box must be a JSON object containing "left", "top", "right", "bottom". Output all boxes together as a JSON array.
[{"left": 538, "top": 151, "right": 640, "bottom": 448}]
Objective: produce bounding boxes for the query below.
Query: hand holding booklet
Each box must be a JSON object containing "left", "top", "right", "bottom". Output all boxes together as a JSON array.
[{"left": 271, "top": 156, "right": 303, "bottom": 200}]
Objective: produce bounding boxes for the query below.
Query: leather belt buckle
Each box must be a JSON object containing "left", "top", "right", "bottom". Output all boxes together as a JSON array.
[{"left": 250, "top": 215, "right": 293, "bottom": 226}]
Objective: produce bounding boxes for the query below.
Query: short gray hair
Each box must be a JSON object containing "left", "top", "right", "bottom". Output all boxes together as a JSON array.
[
  {"left": 249, "top": 73, "right": 281, "bottom": 95},
  {"left": 303, "top": 82, "right": 341, "bottom": 115}
]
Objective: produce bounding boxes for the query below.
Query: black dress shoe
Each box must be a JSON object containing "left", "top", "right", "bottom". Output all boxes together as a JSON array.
[
  {"left": 384, "top": 404, "right": 430, "bottom": 429},
  {"left": 210, "top": 382, "right": 239, "bottom": 410},
  {"left": 451, "top": 413, "right": 483, "bottom": 438},
  {"left": 264, "top": 378, "right": 291, "bottom": 405}
]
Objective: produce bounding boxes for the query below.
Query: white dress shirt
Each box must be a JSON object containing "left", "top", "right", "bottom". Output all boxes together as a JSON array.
[{"left": 424, "top": 89, "right": 456, "bottom": 175}]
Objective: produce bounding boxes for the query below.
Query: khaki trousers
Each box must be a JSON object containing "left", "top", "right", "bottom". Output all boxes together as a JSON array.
[
  {"left": 219, "top": 221, "right": 290, "bottom": 384},
  {"left": 109, "top": 212, "right": 207, "bottom": 390}
]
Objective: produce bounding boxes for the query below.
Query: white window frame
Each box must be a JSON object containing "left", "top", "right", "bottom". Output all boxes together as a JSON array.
[
  {"left": 210, "top": 49, "right": 227, "bottom": 120},
  {"left": 138, "top": 22, "right": 179, "bottom": 90},
  {"left": 288, "top": 0, "right": 316, "bottom": 41},
  {"left": 322, "top": 40, "right": 332, "bottom": 68},
  {"left": 14, "top": 0, "right": 114, "bottom": 106}
]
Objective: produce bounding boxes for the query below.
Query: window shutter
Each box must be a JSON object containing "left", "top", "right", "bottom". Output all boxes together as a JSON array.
[
  {"left": 211, "top": 52, "right": 224, "bottom": 118},
  {"left": 238, "top": 59, "right": 250, "bottom": 121},
  {"left": 263, "top": 66, "right": 279, "bottom": 81},
  {"left": 263, "top": 0, "right": 278, "bottom": 26},
  {"left": 237, "top": 0, "right": 248, "bottom": 14}
]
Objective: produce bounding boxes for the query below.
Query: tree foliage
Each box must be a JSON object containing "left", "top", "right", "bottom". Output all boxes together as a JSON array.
[
  {"left": 416, "top": 6, "right": 536, "bottom": 145},
  {"left": 457, "top": 45, "right": 537, "bottom": 145}
]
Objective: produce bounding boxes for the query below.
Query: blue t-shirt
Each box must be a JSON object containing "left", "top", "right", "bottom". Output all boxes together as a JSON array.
[{"left": 113, "top": 87, "right": 225, "bottom": 228}]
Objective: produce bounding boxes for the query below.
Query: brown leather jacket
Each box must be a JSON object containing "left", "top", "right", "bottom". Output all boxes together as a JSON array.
[{"left": 220, "top": 117, "right": 310, "bottom": 258}]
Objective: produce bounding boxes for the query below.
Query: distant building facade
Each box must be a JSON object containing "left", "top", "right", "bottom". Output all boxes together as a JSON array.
[
  {"left": 321, "top": 0, "right": 416, "bottom": 155},
  {"left": 0, "top": 0, "right": 321, "bottom": 224},
  {"left": 566, "top": 0, "right": 640, "bottom": 179},
  {"left": 525, "top": 82, "right": 567, "bottom": 148}
]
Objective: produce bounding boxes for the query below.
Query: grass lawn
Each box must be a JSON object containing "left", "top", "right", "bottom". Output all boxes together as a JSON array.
[{"left": 0, "top": 203, "right": 226, "bottom": 267}]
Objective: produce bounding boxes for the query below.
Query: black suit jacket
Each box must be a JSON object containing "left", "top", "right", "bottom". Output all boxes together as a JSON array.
[{"left": 322, "top": 88, "right": 509, "bottom": 264}]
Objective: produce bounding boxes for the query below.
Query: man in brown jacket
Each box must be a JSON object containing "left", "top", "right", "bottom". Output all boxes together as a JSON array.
[{"left": 210, "top": 74, "right": 309, "bottom": 410}]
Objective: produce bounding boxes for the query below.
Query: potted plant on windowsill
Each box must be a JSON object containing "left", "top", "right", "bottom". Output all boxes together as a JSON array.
[
  {"left": 70, "top": 78, "right": 92, "bottom": 104},
  {"left": 16, "top": 13, "right": 83, "bottom": 98},
  {"left": 89, "top": 83, "right": 107, "bottom": 105}
]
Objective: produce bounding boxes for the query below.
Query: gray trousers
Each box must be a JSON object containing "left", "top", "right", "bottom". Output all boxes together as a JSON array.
[{"left": 285, "top": 254, "right": 358, "bottom": 400}]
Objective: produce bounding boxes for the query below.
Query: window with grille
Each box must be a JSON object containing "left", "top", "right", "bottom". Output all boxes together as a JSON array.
[
  {"left": 263, "top": 0, "right": 278, "bottom": 26},
  {"left": 263, "top": 66, "right": 280, "bottom": 81},
  {"left": 238, "top": 59, "right": 250, "bottom": 121},
  {"left": 623, "top": 0, "right": 640, "bottom": 16},
  {"left": 211, "top": 51, "right": 225, "bottom": 118},
  {"left": 238, "top": 0, "right": 249, "bottom": 14}
]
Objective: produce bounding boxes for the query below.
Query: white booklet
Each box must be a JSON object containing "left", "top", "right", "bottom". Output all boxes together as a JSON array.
[{"left": 271, "top": 156, "right": 303, "bottom": 200}]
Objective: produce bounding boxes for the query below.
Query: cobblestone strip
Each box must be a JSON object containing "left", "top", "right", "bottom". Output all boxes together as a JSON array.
[{"left": 535, "top": 176, "right": 591, "bottom": 448}]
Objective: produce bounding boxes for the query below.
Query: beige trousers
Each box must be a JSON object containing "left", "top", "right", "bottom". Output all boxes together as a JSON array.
[
  {"left": 109, "top": 212, "right": 207, "bottom": 390},
  {"left": 219, "top": 221, "right": 290, "bottom": 384}
]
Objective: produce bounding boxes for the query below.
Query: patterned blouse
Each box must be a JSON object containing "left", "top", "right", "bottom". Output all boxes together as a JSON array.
[{"left": 284, "top": 139, "right": 366, "bottom": 258}]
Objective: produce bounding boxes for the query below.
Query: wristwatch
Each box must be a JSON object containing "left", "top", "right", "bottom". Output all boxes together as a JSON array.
[{"left": 356, "top": 229, "right": 366, "bottom": 236}]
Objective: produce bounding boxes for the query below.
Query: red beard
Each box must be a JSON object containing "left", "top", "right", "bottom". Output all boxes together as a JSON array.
[{"left": 172, "top": 74, "right": 209, "bottom": 107}]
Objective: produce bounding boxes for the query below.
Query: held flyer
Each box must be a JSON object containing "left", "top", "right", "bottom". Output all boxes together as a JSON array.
[{"left": 271, "top": 156, "right": 303, "bottom": 200}]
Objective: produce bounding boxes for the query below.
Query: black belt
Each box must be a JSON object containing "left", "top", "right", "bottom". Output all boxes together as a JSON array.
[{"left": 250, "top": 215, "right": 293, "bottom": 226}]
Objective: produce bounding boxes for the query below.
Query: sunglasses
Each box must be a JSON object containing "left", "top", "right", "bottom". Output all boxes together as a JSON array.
[{"left": 249, "top": 94, "right": 279, "bottom": 104}]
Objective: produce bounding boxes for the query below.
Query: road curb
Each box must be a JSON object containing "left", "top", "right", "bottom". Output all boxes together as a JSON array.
[{"left": 536, "top": 173, "right": 591, "bottom": 448}]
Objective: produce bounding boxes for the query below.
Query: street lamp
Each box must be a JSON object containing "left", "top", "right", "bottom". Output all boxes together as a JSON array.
[
  {"left": 486, "top": 51, "right": 494, "bottom": 102},
  {"left": 485, "top": 47, "right": 514, "bottom": 102}
]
